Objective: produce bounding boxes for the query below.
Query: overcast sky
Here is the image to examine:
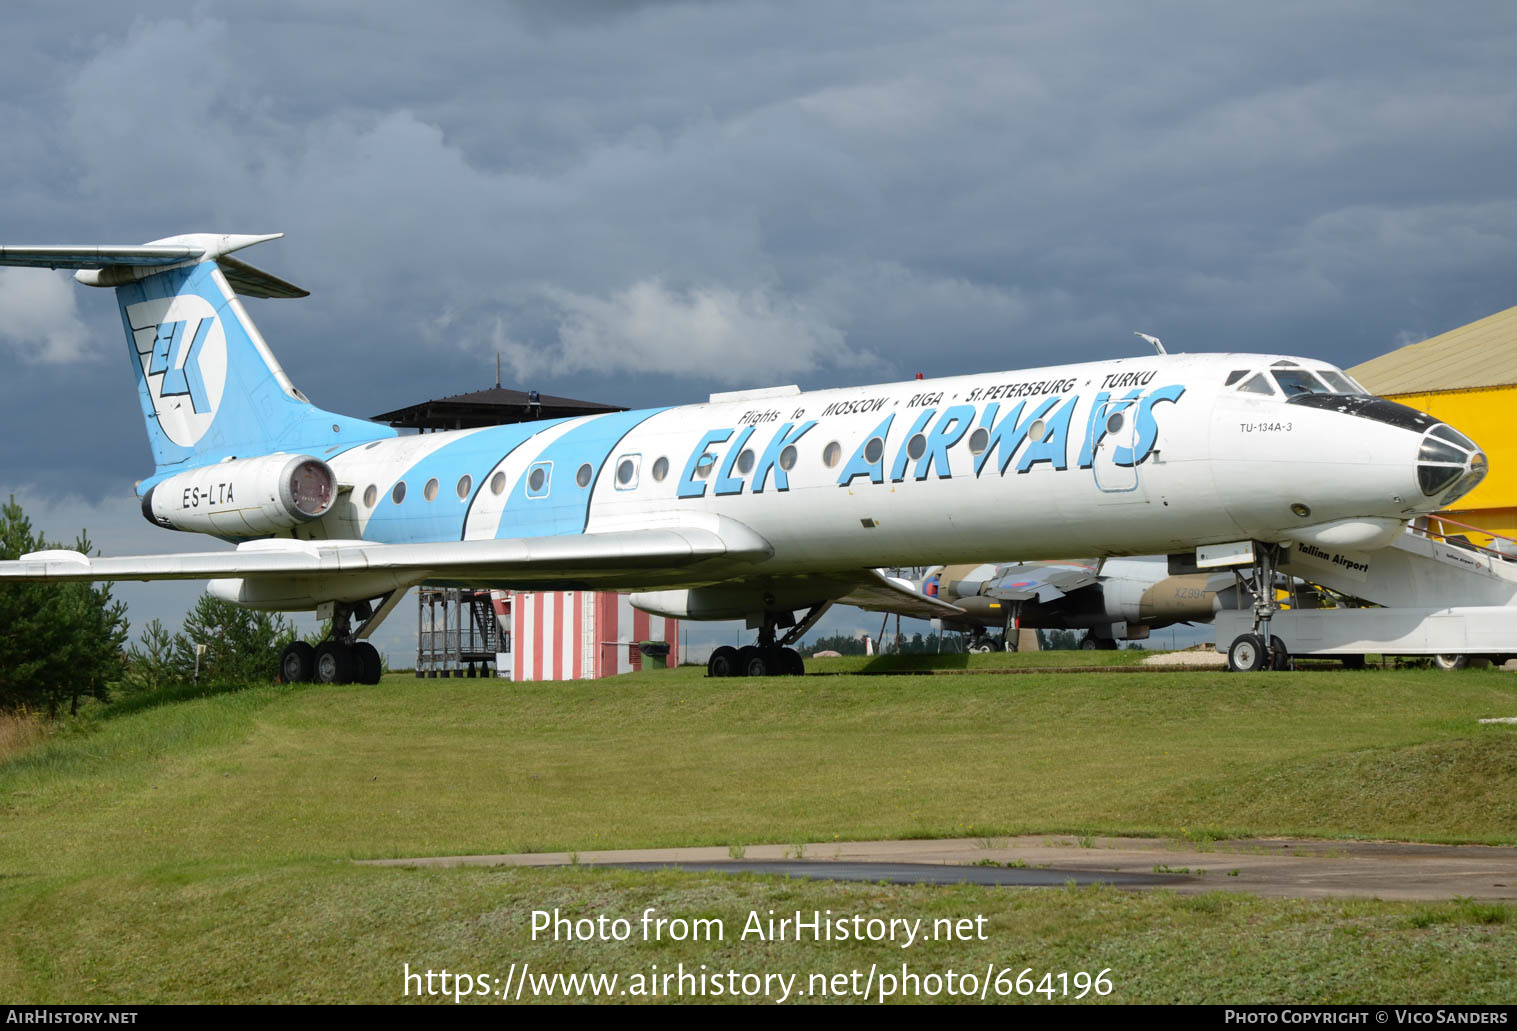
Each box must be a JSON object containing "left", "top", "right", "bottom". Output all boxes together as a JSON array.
[{"left": 3, "top": 1, "right": 1515, "bottom": 659}]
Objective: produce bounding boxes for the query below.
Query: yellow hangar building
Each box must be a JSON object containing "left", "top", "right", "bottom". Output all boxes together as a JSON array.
[{"left": 1349, "top": 305, "right": 1517, "bottom": 545}]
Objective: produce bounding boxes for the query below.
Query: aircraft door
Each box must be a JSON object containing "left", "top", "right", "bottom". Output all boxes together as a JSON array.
[{"left": 1092, "top": 398, "right": 1140, "bottom": 494}]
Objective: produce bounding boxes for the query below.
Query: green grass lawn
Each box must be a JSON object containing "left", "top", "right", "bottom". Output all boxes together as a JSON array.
[{"left": 2, "top": 658, "right": 1515, "bottom": 1003}]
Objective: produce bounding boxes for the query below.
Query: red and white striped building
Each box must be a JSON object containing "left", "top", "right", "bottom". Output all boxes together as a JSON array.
[{"left": 490, "top": 590, "right": 680, "bottom": 680}]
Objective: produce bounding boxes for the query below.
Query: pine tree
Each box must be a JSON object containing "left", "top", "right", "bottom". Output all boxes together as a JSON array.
[{"left": 0, "top": 498, "right": 129, "bottom": 717}]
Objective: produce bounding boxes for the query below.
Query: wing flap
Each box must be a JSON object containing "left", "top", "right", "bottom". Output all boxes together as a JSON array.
[{"left": 835, "top": 569, "right": 966, "bottom": 621}]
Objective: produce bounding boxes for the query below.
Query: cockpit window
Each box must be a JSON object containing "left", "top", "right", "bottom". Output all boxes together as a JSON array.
[
  {"left": 1225, "top": 370, "right": 1248, "bottom": 386},
  {"left": 1238, "top": 373, "right": 1275, "bottom": 395},
  {"left": 1419, "top": 438, "right": 1468, "bottom": 465},
  {"left": 1431, "top": 425, "right": 1477, "bottom": 451},
  {"left": 1317, "top": 370, "right": 1359, "bottom": 394},
  {"left": 1271, "top": 369, "right": 1332, "bottom": 397}
]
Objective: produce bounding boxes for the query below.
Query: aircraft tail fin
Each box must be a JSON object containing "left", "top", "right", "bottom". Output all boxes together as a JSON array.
[{"left": 0, "top": 234, "right": 393, "bottom": 480}]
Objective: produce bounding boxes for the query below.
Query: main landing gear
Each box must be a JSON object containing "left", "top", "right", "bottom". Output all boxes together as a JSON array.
[
  {"left": 280, "top": 592, "right": 400, "bottom": 685},
  {"left": 707, "top": 603, "right": 830, "bottom": 678},
  {"left": 1226, "top": 543, "right": 1292, "bottom": 672}
]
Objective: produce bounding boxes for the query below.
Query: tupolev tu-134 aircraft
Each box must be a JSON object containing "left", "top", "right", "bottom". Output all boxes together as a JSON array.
[{"left": 0, "top": 234, "right": 1490, "bottom": 679}]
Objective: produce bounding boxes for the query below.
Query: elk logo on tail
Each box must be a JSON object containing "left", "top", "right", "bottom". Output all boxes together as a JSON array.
[{"left": 126, "top": 293, "right": 227, "bottom": 447}]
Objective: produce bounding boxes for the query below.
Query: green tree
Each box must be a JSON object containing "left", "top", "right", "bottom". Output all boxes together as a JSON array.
[
  {"left": 170, "top": 593, "right": 295, "bottom": 684},
  {"left": 0, "top": 498, "right": 130, "bottom": 717},
  {"left": 1037, "top": 629, "right": 1081, "bottom": 650},
  {"left": 801, "top": 633, "right": 868, "bottom": 656},
  {"left": 122, "top": 618, "right": 177, "bottom": 695}
]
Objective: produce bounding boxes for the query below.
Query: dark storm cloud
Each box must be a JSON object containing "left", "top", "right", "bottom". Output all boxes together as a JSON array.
[{"left": 3, "top": 0, "right": 1516, "bottom": 508}]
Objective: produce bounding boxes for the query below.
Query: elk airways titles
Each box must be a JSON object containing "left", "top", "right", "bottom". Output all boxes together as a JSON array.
[{"left": 677, "top": 382, "right": 1186, "bottom": 498}]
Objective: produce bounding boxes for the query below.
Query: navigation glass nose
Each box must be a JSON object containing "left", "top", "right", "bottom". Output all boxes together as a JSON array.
[{"left": 1417, "top": 425, "right": 1487, "bottom": 505}]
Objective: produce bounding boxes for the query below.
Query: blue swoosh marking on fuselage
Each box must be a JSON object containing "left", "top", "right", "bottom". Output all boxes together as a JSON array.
[
  {"left": 363, "top": 421, "right": 569, "bottom": 544},
  {"left": 499, "top": 408, "right": 671, "bottom": 538}
]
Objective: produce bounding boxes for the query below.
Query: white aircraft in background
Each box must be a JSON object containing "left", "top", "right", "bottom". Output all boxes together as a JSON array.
[
  {"left": 0, "top": 234, "right": 1489, "bottom": 679},
  {"left": 908, "top": 556, "right": 1236, "bottom": 651}
]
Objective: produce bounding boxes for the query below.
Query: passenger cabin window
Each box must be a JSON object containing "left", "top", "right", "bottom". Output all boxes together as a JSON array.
[
  {"left": 526, "top": 462, "right": 552, "bottom": 498},
  {"left": 615, "top": 454, "right": 640, "bottom": 490}
]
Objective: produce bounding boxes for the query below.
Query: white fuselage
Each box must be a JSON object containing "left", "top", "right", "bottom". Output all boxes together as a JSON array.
[{"left": 148, "top": 350, "right": 1478, "bottom": 597}]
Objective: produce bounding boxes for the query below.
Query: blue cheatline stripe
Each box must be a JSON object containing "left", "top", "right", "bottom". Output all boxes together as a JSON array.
[
  {"left": 500, "top": 408, "right": 671, "bottom": 538},
  {"left": 363, "top": 422, "right": 567, "bottom": 544}
]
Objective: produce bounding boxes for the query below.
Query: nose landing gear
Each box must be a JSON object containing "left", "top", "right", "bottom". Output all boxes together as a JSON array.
[{"left": 1226, "top": 543, "right": 1292, "bottom": 672}]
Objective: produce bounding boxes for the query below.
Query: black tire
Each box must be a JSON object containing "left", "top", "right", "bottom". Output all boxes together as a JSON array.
[
  {"left": 314, "top": 641, "right": 357, "bottom": 684},
  {"left": 708, "top": 645, "right": 739, "bottom": 678},
  {"left": 1081, "top": 636, "right": 1101, "bottom": 651},
  {"left": 280, "top": 641, "right": 315, "bottom": 683},
  {"left": 781, "top": 647, "right": 805, "bottom": 676},
  {"left": 1269, "top": 635, "right": 1291, "bottom": 671},
  {"left": 1433, "top": 654, "right": 1469, "bottom": 671},
  {"left": 353, "top": 641, "right": 382, "bottom": 685},
  {"left": 737, "top": 645, "right": 770, "bottom": 677},
  {"left": 1340, "top": 654, "right": 1366, "bottom": 670},
  {"left": 1227, "top": 633, "right": 1268, "bottom": 672}
]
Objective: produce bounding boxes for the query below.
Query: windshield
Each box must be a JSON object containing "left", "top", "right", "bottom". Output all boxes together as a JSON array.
[
  {"left": 1271, "top": 369, "right": 1332, "bottom": 397},
  {"left": 1229, "top": 364, "right": 1368, "bottom": 398}
]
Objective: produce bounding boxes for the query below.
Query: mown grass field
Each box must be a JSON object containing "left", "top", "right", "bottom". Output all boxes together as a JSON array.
[{"left": 2, "top": 656, "right": 1515, "bottom": 1003}]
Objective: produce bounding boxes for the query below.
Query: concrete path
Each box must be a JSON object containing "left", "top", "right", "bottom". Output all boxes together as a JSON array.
[{"left": 358, "top": 834, "right": 1517, "bottom": 901}]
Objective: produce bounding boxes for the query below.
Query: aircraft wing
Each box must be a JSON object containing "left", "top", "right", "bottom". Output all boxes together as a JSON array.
[
  {"left": 0, "top": 521, "right": 773, "bottom": 589},
  {"left": 835, "top": 570, "right": 967, "bottom": 621},
  {"left": 983, "top": 561, "right": 1100, "bottom": 603}
]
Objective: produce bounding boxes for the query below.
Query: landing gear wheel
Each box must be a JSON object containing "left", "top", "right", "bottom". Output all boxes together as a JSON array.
[
  {"left": 1433, "top": 653, "right": 1469, "bottom": 671},
  {"left": 1269, "top": 635, "right": 1292, "bottom": 671},
  {"left": 738, "top": 646, "right": 771, "bottom": 677},
  {"left": 314, "top": 641, "right": 357, "bottom": 684},
  {"left": 1228, "top": 633, "right": 1268, "bottom": 672},
  {"left": 280, "top": 641, "right": 315, "bottom": 683},
  {"left": 780, "top": 647, "right": 805, "bottom": 676},
  {"left": 1081, "top": 636, "right": 1100, "bottom": 651},
  {"left": 353, "top": 641, "right": 382, "bottom": 684},
  {"left": 1340, "top": 654, "right": 1366, "bottom": 670},
  {"left": 708, "top": 646, "right": 739, "bottom": 678},
  {"left": 970, "top": 641, "right": 992, "bottom": 654}
]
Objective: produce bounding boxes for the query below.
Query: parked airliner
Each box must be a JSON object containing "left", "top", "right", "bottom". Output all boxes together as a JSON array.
[
  {"left": 0, "top": 234, "right": 1488, "bottom": 678},
  {"left": 904, "top": 557, "right": 1235, "bottom": 651}
]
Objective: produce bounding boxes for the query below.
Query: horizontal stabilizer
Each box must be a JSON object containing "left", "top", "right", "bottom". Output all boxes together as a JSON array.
[
  {"left": 0, "top": 234, "right": 306, "bottom": 298},
  {"left": 218, "top": 255, "right": 310, "bottom": 299},
  {"left": 0, "top": 244, "right": 203, "bottom": 269}
]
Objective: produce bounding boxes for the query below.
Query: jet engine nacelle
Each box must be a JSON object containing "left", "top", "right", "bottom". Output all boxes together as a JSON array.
[
  {"left": 208, "top": 573, "right": 408, "bottom": 611},
  {"left": 632, "top": 583, "right": 832, "bottom": 623},
  {"left": 142, "top": 453, "right": 337, "bottom": 537}
]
